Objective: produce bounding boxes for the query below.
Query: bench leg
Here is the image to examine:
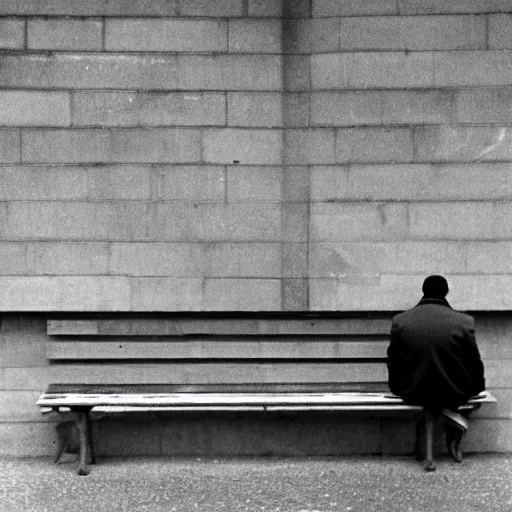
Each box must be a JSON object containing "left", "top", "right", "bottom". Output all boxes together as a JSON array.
[
  {"left": 74, "top": 408, "right": 93, "bottom": 476},
  {"left": 86, "top": 413, "right": 96, "bottom": 465},
  {"left": 415, "top": 415, "right": 425, "bottom": 461},
  {"left": 424, "top": 410, "right": 436, "bottom": 472}
]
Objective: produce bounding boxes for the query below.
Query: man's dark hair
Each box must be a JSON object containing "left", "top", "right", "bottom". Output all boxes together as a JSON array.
[{"left": 422, "top": 275, "right": 449, "bottom": 299}]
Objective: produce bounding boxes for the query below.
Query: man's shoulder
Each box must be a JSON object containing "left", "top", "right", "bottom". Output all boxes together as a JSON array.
[
  {"left": 449, "top": 309, "right": 475, "bottom": 327},
  {"left": 392, "top": 306, "right": 474, "bottom": 327}
]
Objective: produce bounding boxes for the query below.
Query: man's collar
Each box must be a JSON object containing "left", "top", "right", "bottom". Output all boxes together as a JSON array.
[{"left": 416, "top": 297, "right": 452, "bottom": 309}]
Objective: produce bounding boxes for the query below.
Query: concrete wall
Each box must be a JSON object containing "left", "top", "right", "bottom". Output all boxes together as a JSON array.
[
  {"left": 1, "top": 0, "right": 512, "bottom": 311},
  {"left": 1, "top": 0, "right": 512, "bottom": 457},
  {"left": 1, "top": 313, "right": 510, "bottom": 457}
]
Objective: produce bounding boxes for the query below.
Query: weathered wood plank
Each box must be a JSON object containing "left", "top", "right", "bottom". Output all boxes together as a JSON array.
[
  {"left": 44, "top": 340, "right": 389, "bottom": 360},
  {"left": 47, "top": 318, "right": 392, "bottom": 336},
  {"left": 36, "top": 390, "right": 496, "bottom": 409},
  {"left": 45, "top": 362, "right": 389, "bottom": 385},
  {"left": 36, "top": 391, "right": 408, "bottom": 408}
]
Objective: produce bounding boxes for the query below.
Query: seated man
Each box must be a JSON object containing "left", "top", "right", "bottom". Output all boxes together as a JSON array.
[{"left": 387, "top": 275, "right": 485, "bottom": 463}]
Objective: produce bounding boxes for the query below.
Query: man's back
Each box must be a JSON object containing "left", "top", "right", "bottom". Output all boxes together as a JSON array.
[{"left": 387, "top": 298, "right": 485, "bottom": 411}]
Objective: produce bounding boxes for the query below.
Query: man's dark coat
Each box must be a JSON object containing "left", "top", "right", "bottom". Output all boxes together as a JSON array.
[{"left": 387, "top": 298, "right": 485, "bottom": 411}]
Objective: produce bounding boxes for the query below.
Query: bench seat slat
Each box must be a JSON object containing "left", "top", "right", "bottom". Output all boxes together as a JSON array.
[{"left": 37, "top": 391, "right": 497, "bottom": 408}]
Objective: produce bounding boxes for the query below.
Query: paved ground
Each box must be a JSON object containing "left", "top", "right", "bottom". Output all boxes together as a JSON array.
[{"left": 1, "top": 454, "right": 511, "bottom": 512}]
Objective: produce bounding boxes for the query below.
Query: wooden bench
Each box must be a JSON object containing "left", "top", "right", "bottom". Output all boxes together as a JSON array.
[{"left": 36, "top": 316, "right": 497, "bottom": 475}]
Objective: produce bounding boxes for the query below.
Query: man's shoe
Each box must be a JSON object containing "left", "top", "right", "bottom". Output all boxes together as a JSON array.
[
  {"left": 445, "top": 425, "right": 465, "bottom": 463},
  {"left": 442, "top": 409, "right": 468, "bottom": 431}
]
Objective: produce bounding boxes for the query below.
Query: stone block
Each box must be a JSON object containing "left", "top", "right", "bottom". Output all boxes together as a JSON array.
[
  {"left": 248, "top": 0, "right": 283, "bottom": 16},
  {"left": 95, "top": 417, "right": 161, "bottom": 456},
  {"left": 282, "top": 18, "right": 339, "bottom": 53},
  {"left": 1, "top": 330, "right": 47, "bottom": 367},
  {"left": 312, "top": 52, "right": 435, "bottom": 90},
  {"left": 179, "top": 55, "right": 282, "bottom": 91},
  {"left": 0, "top": 54, "right": 281, "bottom": 91},
  {"left": 485, "top": 359, "right": 512, "bottom": 388},
  {"left": 4, "top": 366, "right": 49, "bottom": 391},
  {"left": 155, "top": 165, "right": 225, "bottom": 202},
  {"left": 0, "top": 423, "right": 55, "bottom": 457},
  {"left": 229, "top": 19, "right": 281, "bottom": 53},
  {"left": 414, "top": 126, "right": 512, "bottom": 162},
  {"left": 86, "top": 165, "right": 151, "bottom": 200},
  {"left": 309, "top": 242, "right": 467, "bottom": 277},
  {"left": 284, "top": 129, "right": 336, "bottom": 165},
  {"left": 105, "top": 19, "right": 227, "bottom": 52},
  {"left": 312, "top": 163, "right": 512, "bottom": 202},
  {"left": 350, "top": 52, "right": 435, "bottom": 89},
  {"left": 0, "top": 243, "right": 28, "bottom": 275},
  {"left": 161, "top": 414, "right": 382, "bottom": 455},
  {"left": 382, "top": 90, "right": 455, "bottom": 125},
  {"left": 0, "top": 91, "right": 70, "bottom": 127},
  {"left": 203, "top": 128, "right": 282, "bottom": 165},
  {"left": 489, "top": 14, "right": 512, "bottom": 49},
  {"left": 152, "top": 203, "right": 282, "bottom": 242},
  {"left": 205, "top": 243, "right": 282, "bottom": 277},
  {"left": 179, "top": 0, "right": 243, "bottom": 16},
  {"left": 313, "top": 0, "right": 398, "bottom": 17},
  {"left": 73, "top": 91, "right": 226, "bottom": 127},
  {"left": 27, "top": 18, "right": 102, "bottom": 50},
  {"left": 399, "top": 0, "right": 512, "bottom": 15},
  {"left": 0, "top": 0, "right": 180, "bottom": 15},
  {"left": 228, "top": 92, "right": 282, "bottom": 127},
  {"left": 408, "top": 202, "right": 512, "bottom": 240},
  {"left": 466, "top": 242, "right": 512, "bottom": 273},
  {"left": 456, "top": 88, "right": 512, "bottom": 124},
  {"left": 283, "top": 203, "right": 309, "bottom": 242},
  {"left": 471, "top": 389, "right": 512, "bottom": 419},
  {"left": 0, "top": 276, "right": 131, "bottom": 311},
  {"left": 283, "top": 166, "right": 309, "bottom": 202},
  {"left": 131, "top": 278, "right": 204, "bottom": 311},
  {"left": 281, "top": 0, "right": 312, "bottom": 18},
  {"left": 339, "top": 15, "right": 486, "bottom": 51},
  {"left": 110, "top": 243, "right": 204, "bottom": 277},
  {"left": 310, "top": 91, "right": 382, "bottom": 127},
  {"left": 203, "top": 278, "right": 281, "bottom": 310},
  {"left": 0, "top": 130, "right": 20, "bottom": 163},
  {"left": 282, "top": 278, "right": 309, "bottom": 310},
  {"left": 283, "top": 93, "right": 309, "bottom": 127},
  {"left": 22, "top": 128, "right": 202, "bottom": 164},
  {"left": 27, "top": 242, "right": 109, "bottom": 275},
  {"left": 464, "top": 419, "right": 512, "bottom": 452},
  {"left": 6, "top": 202, "right": 152, "bottom": 241},
  {"left": 311, "top": 54, "right": 351, "bottom": 90},
  {"left": 434, "top": 50, "right": 512, "bottom": 87},
  {"left": 310, "top": 166, "right": 349, "bottom": 201},
  {"left": 0, "top": 392, "right": 45, "bottom": 422},
  {"left": 310, "top": 202, "right": 409, "bottom": 242},
  {"left": 227, "top": 166, "right": 283, "bottom": 201},
  {"left": 283, "top": 55, "right": 311, "bottom": 92},
  {"left": 336, "top": 127, "right": 413, "bottom": 163},
  {"left": 0, "top": 53, "right": 179, "bottom": 90},
  {"left": 282, "top": 243, "right": 308, "bottom": 278},
  {"left": 0, "top": 18, "right": 24, "bottom": 49},
  {"left": 309, "top": 274, "right": 424, "bottom": 310},
  {"left": 0, "top": 165, "right": 87, "bottom": 200}
]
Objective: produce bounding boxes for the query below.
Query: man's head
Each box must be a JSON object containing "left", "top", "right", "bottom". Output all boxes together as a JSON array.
[{"left": 422, "top": 275, "right": 449, "bottom": 299}]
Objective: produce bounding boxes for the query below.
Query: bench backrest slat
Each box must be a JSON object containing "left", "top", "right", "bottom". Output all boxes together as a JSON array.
[
  {"left": 45, "top": 340, "right": 389, "bottom": 360},
  {"left": 44, "top": 317, "right": 392, "bottom": 388},
  {"left": 47, "top": 318, "right": 391, "bottom": 336}
]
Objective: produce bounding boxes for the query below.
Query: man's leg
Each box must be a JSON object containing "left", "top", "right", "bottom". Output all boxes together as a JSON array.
[
  {"left": 424, "top": 409, "right": 436, "bottom": 472},
  {"left": 443, "top": 409, "right": 468, "bottom": 463}
]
